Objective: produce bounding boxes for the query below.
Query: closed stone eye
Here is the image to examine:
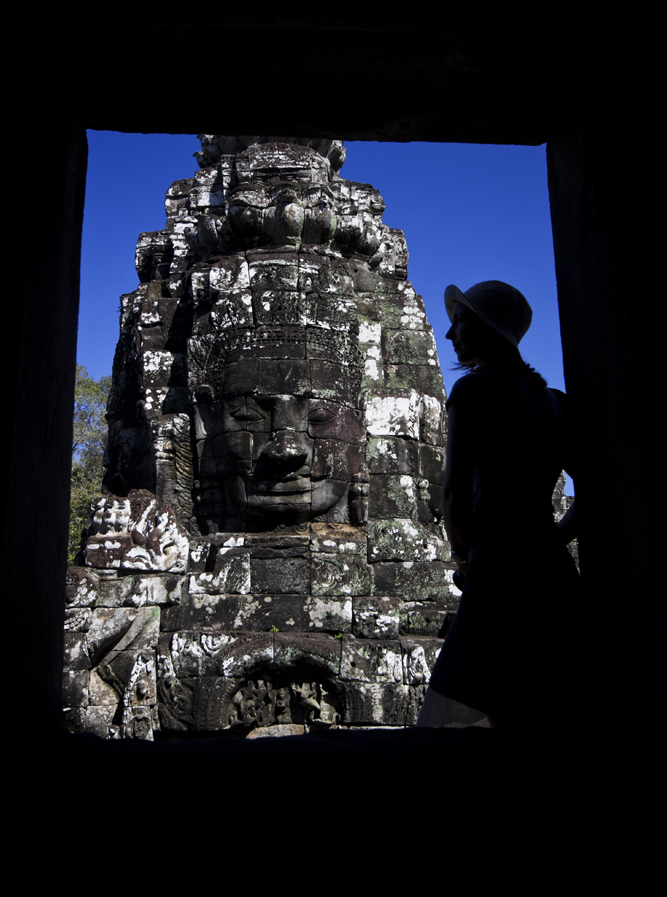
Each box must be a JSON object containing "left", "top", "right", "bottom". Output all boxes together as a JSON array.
[{"left": 309, "top": 406, "right": 335, "bottom": 423}]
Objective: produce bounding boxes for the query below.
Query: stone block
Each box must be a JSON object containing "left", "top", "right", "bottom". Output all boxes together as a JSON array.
[
  {"left": 190, "top": 548, "right": 251, "bottom": 594},
  {"left": 310, "top": 293, "right": 357, "bottom": 331},
  {"left": 248, "top": 543, "right": 310, "bottom": 560},
  {"left": 352, "top": 596, "right": 402, "bottom": 639},
  {"left": 128, "top": 575, "right": 187, "bottom": 607},
  {"left": 258, "top": 359, "right": 310, "bottom": 395},
  {"left": 65, "top": 567, "right": 100, "bottom": 607},
  {"left": 384, "top": 364, "right": 446, "bottom": 400},
  {"left": 142, "top": 349, "right": 183, "bottom": 388},
  {"left": 377, "top": 286, "right": 428, "bottom": 332},
  {"left": 83, "top": 490, "right": 189, "bottom": 573},
  {"left": 419, "top": 443, "right": 446, "bottom": 485},
  {"left": 366, "top": 436, "right": 418, "bottom": 476},
  {"left": 382, "top": 328, "right": 438, "bottom": 366},
  {"left": 208, "top": 255, "right": 251, "bottom": 294},
  {"left": 311, "top": 553, "right": 371, "bottom": 596},
  {"left": 63, "top": 670, "right": 89, "bottom": 708},
  {"left": 248, "top": 253, "right": 299, "bottom": 291},
  {"left": 310, "top": 359, "right": 358, "bottom": 404},
  {"left": 298, "top": 255, "right": 353, "bottom": 295},
  {"left": 340, "top": 636, "right": 403, "bottom": 683},
  {"left": 161, "top": 594, "right": 243, "bottom": 632},
  {"left": 252, "top": 291, "right": 310, "bottom": 331},
  {"left": 251, "top": 557, "right": 310, "bottom": 594},
  {"left": 309, "top": 522, "right": 366, "bottom": 556},
  {"left": 372, "top": 561, "right": 456, "bottom": 602},
  {"left": 64, "top": 608, "right": 92, "bottom": 633},
  {"left": 420, "top": 395, "right": 446, "bottom": 446},
  {"left": 273, "top": 632, "right": 341, "bottom": 677},
  {"left": 355, "top": 293, "right": 381, "bottom": 322},
  {"left": 368, "top": 474, "right": 419, "bottom": 519},
  {"left": 301, "top": 595, "right": 352, "bottom": 633},
  {"left": 78, "top": 705, "right": 117, "bottom": 739},
  {"left": 399, "top": 604, "right": 454, "bottom": 637},
  {"left": 165, "top": 631, "right": 274, "bottom": 678},
  {"left": 64, "top": 632, "right": 91, "bottom": 671},
  {"left": 363, "top": 389, "right": 421, "bottom": 439},
  {"left": 247, "top": 594, "right": 352, "bottom": 634},
  {"left": 86, "top": 606, "right": 160, "bottom": 669},
  {"left": 367, "top": 519, "right": 449, "bottom": 563},
  {"left": 340, "top": 681, "right": 413, "bottom": 726},
  {"left": 88, "top": 668, "right": 121, "bottom": 706},
  {"left": 312, "top": 440, "right": 364, "bottom": 481},
  {"left": 246, "top": 724, "right": 306, "bottom": 738},
  {"left": 188, "top": 538, "right": 213, "bottom": 572},
  {"left": 211, "top": 290, "right": 255, "bottom": 331},
  {"left": 97, "top": 574, "right": 186, "bottom": 607},
  {"left": 308, "top": 401, "right": 365, "bottom": 443}
]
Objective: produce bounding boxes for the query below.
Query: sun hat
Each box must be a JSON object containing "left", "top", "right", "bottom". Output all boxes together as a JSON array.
[{"left": 444, "top": 281, "right": 532, "bottom": 348}]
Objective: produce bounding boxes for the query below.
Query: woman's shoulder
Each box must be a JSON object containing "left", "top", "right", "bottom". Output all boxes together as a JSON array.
[{"left": 446, "top": 372, "right": 504, "bottom": 409}]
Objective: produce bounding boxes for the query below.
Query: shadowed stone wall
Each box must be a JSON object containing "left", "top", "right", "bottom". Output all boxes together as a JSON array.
[{"left": 63, "top": 137, "right": 459, "bottom": 739}]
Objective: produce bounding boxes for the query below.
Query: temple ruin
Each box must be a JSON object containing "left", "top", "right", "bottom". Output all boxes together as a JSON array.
[{"left": 63, "top": 136, "right": 461, "bottom": 739}]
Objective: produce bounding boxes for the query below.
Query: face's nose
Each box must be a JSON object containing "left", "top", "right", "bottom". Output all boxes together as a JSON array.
[
  {"left": 446, "top": 324, "right": 454, "bottom": 340},
  {"left": 256, "top": 396, "right": 312, "bottom": 473},
  {"left": 262, "top": 428, "right": 310, "bottom": 470}
]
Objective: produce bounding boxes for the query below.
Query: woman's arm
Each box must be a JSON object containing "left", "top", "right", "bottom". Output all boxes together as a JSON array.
[{"left": 442, "top": 402, "right": 474, "bottom": 565}]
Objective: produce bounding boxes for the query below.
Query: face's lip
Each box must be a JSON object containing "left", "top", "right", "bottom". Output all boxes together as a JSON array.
[{"left": 247, "top": 476, "right": 311, "bottom": 494}]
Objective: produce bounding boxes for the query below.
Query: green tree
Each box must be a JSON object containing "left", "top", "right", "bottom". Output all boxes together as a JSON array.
[{"left": 68, "top": 365, "right": 112, "bottom": 565}]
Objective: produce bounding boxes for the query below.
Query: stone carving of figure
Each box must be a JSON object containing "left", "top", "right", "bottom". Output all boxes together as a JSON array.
[
  {"left": 190, "top": 326, "right": 366, "bottom": 532},
  {"left": 64, "top": 137, "right": 455, "bottom": 741}
]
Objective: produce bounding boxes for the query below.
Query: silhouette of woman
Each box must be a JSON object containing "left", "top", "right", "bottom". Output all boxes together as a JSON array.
[{"left": 417, "top": 281, "right": 579, "bottom": 731}]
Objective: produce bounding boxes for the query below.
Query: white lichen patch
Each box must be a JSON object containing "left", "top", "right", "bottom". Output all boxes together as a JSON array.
[
  {"left": 209, "top": 259, "right": 250, "bottom": 292},
  {"left": 364, "top": 357, "right": 381, "bottom": 381},
  {"left": 363, "top": 390, "right": 420, "bottom": 438},
  {"left": 367, "top": 518, "right": 448, "bottom": 563},
  {"left": 420, "top": 394, "right": 445, "bottom": 445},
  {"left": 143, "top": 388, "right": 169, "bottom": 416},
  {"left": 400, "top": 304, "right": 426, "bottom": 330},
  {"left": 307, "top": 597, "right": 352, "bottom": 629},
  {"left": 399, "top": 475, "right": 417, "bottom": 503},
  {"left": 358, "top": 320, "right": 381, "bottom": 346},
  {"left": 142, "top": 350, "right": 173, "bottom": 375}
]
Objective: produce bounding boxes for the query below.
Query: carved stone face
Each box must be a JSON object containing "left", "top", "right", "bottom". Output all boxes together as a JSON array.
[{"left": 193, "top": 340, "right": 365, "bottom": 532}]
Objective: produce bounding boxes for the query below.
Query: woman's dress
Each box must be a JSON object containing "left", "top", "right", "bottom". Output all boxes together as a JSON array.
[{"left": 428, "top": 370, "right": 581, "bottom": 722}]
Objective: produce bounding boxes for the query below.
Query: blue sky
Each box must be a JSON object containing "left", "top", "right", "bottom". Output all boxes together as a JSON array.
[{"left": 79, "top": 132, "right": 570, "bottom": 489}]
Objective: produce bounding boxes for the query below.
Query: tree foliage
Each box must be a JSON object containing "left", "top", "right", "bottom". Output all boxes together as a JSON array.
[{"left": 69, "top": 365, "right": 112, "bottom": 565}]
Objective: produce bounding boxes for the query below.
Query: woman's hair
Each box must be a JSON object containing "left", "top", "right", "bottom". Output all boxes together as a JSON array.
[{"left": 453, "top": 322, "right": 547, "bottom": 387}]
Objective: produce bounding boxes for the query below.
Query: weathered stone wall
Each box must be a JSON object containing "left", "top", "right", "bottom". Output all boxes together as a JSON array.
[{"left": 64, "top": 137, "right": 458, "bottom": 739}]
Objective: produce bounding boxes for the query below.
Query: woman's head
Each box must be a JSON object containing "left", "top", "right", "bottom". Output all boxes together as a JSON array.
[{"left": 444, "top": 281, "right": 532, "bottom": 372}]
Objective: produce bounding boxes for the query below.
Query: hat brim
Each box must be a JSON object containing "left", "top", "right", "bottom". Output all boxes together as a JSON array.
[{"left": 444, "top": 284, "right": 468, "bottom": 323}]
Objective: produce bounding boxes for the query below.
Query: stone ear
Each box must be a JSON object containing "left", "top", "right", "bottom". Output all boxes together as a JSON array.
[{"left": 194, "top": 385, "right": 214, "bottom": 404}]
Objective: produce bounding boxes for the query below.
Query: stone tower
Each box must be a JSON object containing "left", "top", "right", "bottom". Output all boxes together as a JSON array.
[{"left": 63, "top": 137, "right": 458, "bottom": 740}]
